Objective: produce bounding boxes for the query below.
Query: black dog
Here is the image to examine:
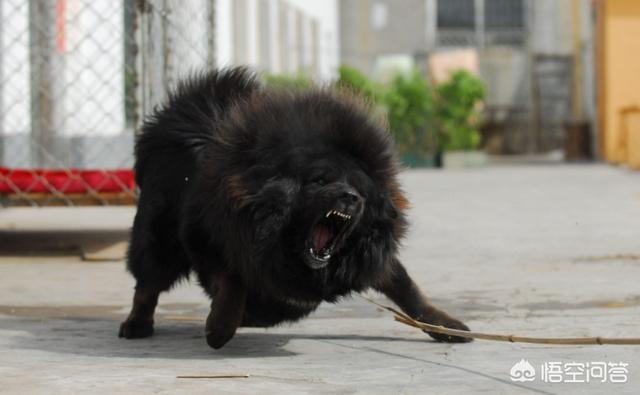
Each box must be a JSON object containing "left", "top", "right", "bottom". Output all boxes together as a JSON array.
[{"left": 119, "top": 67, "right": 471, "bottom": 348}]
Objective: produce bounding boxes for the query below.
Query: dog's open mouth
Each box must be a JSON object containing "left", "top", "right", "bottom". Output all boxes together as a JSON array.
[{"left": 307, "top": 209, "right": 352, "bottom": 268}]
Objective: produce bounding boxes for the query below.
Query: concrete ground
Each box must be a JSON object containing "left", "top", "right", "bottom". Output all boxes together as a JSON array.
[{"left": 0, "top": 163, "right": 639, "bottom": 394}]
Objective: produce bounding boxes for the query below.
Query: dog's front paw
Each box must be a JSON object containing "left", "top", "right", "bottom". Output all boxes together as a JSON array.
[
  {"left": 205, "top": 326, "right": 237, "bottom": 349},
  {"left": 119, "top": 319, "right": 154, "bottom": 339},
  {"left": 423, "top": 315, "right": 473, "bottom": 343},
  {"left": 205, "top": 311, "right": 239, "bottom": 349}
]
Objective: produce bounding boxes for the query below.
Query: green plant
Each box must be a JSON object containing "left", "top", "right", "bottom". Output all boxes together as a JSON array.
[
  {"left": 434, "top": 70, "right": 486, "bottom": 151},
  {"left": 383, "top": 70, "right": 435, "bottom": 156},
  {"left": 336, "top": 65, "right": 380, "bottom": 102},
  {"left": 262, "top": 72, "right": 313, "bottom": 90},
  {"left": 264, "top": 67, "right": 485, "bottom": 166}
]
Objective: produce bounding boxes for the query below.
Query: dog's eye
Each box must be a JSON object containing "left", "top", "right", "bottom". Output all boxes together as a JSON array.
[{"left": 310, "top": 176, "right": 326, "bottom": 186}]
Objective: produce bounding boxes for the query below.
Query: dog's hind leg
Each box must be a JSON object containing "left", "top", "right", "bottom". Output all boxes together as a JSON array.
[
  {"left": 119, "top": 286, "right": 160, "bottom": 339},
  {"left": 119, "top": 252, "right": 188, "bottom": 339},
  {"left": 119, "top": 251, "right": 187, "bottom": 339},
  {"left": 119, "top": 206, "right": 190, "bottom": 339}
]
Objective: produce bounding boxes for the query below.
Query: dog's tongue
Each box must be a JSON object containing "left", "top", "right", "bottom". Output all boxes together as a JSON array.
[{"left": 312, "top": 224, "right": 332, "bottom": 251}]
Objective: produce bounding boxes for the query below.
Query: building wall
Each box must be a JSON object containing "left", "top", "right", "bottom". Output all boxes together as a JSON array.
[
  {"left": 339, "top": 0, "right": 578, "bottom": 95},
  {"left": 528, "top": 0, "right": 574, "bottom": 54},
  {"left": 339, "top": 0, "right": 596, "bottom": 154},
  {"left": 216, "top": 0, "right": 339, "bottom": 81},
  {"left": 340, "top": 0, "right": 431, "bottom": 75},
  {"left": 598, "top": 0, "right": 640, "bottom": 163}
]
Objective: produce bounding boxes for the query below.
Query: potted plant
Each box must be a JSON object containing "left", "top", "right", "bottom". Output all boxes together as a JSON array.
[
  {"left": 383, "top": 70, "right": 438, "bottom": 167},
  {"left": 336, "top": 65, "right": 381, "bottom": 103},
  {"left": 434, "top": 70, "right": 487, "bottom": 168},
  {"left": 337, "top": 67, "right": 438, "bottom": 167},
  {"left": 263, "top": 72, "right": 313, "bottom": 90}
]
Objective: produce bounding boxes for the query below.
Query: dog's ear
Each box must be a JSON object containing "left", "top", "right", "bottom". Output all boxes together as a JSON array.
[
  {"left": 389, "top": 180, "right": 410, "bottom": 212},
  {"left": 249, "top": 178, "right": 300, "bottom": 218},
  {"left": 225, "top": 174, "right": 252, "bottom": 206},
  {"left": 377, "top": 181, "right": 409, "bottom": 240},
  {"left": 225, "top": 175, "right": 299, "bottom": 209},
  {"left": 225, "top": 175, "right": 300, "bottom": 245},
  {"left": 250, "top": 178, "right": 301, "bottom": 249},
  {"left": 386, "top": 181, "right": 410, "bottom": 217}
]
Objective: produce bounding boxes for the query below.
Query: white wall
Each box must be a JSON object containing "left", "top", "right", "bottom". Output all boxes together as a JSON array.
[
  {"left": 1, "top": 0, "right": 30, "bottom": 137},
  {"left": 287, "top": 0, "right": 339, "bottom": 80},
  {"left": 0, "top": 1, "right": 124, "bottom": 138},
  {"left": 215, "top": 0, "right": 339, "bottom": 81},
  {"left": 0, "top": 0, "right": 339, "bottom": 166},
  {"left": 215, "top": 0, "right": 234, "bottom": 68},
  {"left": 63, "top": 1, "right": 124, "bottom": 137}
]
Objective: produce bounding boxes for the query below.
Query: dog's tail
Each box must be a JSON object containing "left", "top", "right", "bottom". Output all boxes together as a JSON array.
[{"left": 134, "top": 67, "right": 260, "bottom": 187}]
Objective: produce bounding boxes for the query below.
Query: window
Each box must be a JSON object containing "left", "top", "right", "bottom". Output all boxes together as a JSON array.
[
  {"left": 437, "top": 0, "right": 474, "bottom": 30},
  {"left": 485, "top": 0, "right": 524, "bottom": 30},
  {"left": 437, "top": 0, "right": 525, "bottom": 47}
]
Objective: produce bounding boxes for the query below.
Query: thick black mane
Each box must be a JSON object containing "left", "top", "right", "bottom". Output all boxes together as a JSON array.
[{"left": 130, "top": 67, "right": 406, "bottom": 326}]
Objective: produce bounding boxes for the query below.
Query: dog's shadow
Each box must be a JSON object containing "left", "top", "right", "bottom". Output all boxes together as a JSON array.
[{"left": 2, "top": 314, "right": 432, "bottom": 360}]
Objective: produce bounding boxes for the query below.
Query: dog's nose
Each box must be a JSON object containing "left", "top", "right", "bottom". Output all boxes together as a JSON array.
[{"left": 340, "top": 190, "right": 360, "bottom": 205}]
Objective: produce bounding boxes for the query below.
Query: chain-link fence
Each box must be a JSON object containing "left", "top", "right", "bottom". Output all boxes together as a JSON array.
[{"left": 0, "top": 0, "right": 215, "bottom": 206}]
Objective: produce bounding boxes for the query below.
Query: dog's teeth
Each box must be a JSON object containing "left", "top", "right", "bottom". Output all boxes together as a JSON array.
[{"left": 328, "top": 210, "right": 352, "bottom": 220}]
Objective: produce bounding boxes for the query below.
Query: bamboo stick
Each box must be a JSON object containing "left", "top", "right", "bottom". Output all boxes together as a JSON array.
[
  {"left": 177, "top": 374, "right": 250, "bottom": 379},
  {"left": 361, "top": 295, "right": 640, "bottom": 346}
]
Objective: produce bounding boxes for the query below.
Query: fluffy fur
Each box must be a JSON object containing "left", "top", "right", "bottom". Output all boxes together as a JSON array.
[{"left": 119, "top": 67, "right": 470, "bottom": 348}]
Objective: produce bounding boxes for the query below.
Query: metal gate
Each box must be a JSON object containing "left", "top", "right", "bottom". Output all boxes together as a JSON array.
[
  {"left": 0, "top": 0, "right": 215, "bottom": 206},
  {"left": 531, "top": 54, "right": 574, "bottom": 152}
]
